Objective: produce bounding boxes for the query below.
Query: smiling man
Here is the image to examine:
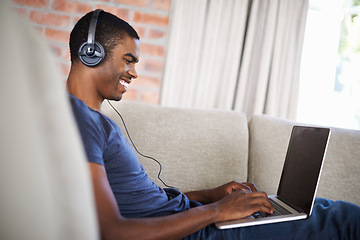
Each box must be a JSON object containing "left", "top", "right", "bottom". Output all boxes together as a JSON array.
[
  {"left": 67, "top": 10, "right": 360, "bottom": 240},
  {"left": 67, "top": 12, "right": 139, "bottom": 110}
]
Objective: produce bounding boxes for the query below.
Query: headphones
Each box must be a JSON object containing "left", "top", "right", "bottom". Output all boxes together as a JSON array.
[{"left": 78, "top": 9, "right": 105, "bottom": 67}]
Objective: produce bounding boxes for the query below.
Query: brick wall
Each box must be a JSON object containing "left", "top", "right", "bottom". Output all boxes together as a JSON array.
[{"left": 10, "top": 0, "right": 172, "bottom": 104}]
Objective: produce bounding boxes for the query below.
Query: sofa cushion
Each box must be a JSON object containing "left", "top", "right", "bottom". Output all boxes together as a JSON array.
[
  {"left": 248, "top": 115, "right": 360, "bottom": 206},
  {"left": 102, "top": 101, "right": 249, "bottom": 192}
]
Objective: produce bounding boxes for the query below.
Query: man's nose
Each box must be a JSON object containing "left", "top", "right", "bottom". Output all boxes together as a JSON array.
[{"left": 128, "top": 65, "right": 138, "bottom": 79}]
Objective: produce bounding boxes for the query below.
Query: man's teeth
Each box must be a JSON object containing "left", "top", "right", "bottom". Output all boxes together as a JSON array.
[{"left": 120, "top": 80, "right": 129, "bottom": 89}]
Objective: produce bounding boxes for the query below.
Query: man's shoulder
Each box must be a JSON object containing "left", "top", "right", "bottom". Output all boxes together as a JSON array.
[
  {"left": 68, "top": 93, "right": 94, "bottom": 123},
  {"left": 68, "top": 93, "right": 119, "bottom": 136}
]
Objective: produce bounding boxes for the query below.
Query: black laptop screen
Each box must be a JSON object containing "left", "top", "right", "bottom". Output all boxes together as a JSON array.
[{"left": 277, "top": 126, "right": 330, "bottom": 214}]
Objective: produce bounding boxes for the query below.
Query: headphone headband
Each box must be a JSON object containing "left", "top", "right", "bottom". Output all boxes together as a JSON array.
[{"left": 87, "top": 9, "right": 102, "bottom": 53}]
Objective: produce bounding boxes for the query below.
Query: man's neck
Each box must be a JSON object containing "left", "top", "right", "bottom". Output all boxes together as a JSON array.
[
  {"left": 67, "top": 65, "right": 103, "bottom": 111},
  {"left": 68, "top": 89, "right": 103, "bottom": 112}
]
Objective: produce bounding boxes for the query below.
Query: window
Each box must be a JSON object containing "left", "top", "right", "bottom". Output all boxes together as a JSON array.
[{"left": 297, "top": 0, "right": 360, "bottom": 130}]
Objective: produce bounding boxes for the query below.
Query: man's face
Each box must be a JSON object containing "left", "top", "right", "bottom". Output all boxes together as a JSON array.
[{"left": 95, "top": 35, "right": 140, "bottom": 101}]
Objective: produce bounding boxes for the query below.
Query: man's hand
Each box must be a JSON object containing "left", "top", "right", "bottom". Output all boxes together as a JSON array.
[
  {"left": 211, "top": 189, "right": 274, "bottom": 222},
  {"left": 207, "top": 181, "right": 258, "bottom": 203},
  {"left": 185, "top": 181, "right": 274, "bottom": 221},
  {"left": 185, "top": 181, "right": 258, "bottom": 204}
]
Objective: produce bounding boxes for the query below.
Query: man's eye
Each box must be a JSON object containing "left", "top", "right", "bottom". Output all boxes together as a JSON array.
[{"left": 124, "top": 59, "right": 131, "bottom": 64}]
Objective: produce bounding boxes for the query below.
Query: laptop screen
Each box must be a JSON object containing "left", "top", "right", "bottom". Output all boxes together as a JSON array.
[{"left": 277, "top": 126, "right": 330, "bottom": 214}]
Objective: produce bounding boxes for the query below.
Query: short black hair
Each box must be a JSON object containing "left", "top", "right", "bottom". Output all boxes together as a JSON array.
[{"left": 69, "top": 10, "right": 139, "bottom": 63}]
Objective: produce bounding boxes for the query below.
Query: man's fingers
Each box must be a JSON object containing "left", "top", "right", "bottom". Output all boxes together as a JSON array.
[
  {"left": 259, "top": 204, "right": 274, "bottom": 214},
  {"left": 215, "top": 190, "right": 275, "bottom": 221},
  {"left": 241, "top": 182, "right": 258, "bottom": 192},
  {"left": 242, "top": 191, "right": 274, "bottom": 214}
]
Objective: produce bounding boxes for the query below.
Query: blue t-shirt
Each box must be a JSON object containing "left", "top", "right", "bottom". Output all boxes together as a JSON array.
[{"left": 69, "top": 94, "right": 190, "bottom": 218}]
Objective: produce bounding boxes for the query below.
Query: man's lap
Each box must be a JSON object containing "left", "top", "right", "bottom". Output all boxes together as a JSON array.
[{"left": 184, "top": 198, "right": 360, "bottom": 240}]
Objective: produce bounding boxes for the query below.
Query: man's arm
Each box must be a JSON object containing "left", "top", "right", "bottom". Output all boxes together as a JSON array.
[
  {"left": 185, "top": 181, "right": 259, "bottom": 204},
  {"left": 89, "top": 162, "right": 274, "bottom": 240}
]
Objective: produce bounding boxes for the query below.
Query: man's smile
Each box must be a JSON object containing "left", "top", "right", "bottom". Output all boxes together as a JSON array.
[{"left": 119, "top": 78, "right": 131, "bottom": 90}]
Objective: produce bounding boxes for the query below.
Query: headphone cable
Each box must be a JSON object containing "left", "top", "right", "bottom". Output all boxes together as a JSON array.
[{"left": 106, "top": 100, "right": 175, "bottom": 189}]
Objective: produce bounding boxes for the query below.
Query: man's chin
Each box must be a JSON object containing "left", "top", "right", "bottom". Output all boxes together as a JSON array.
[
  {"left": 115, "top": 95, "right": 123, "bottom": 101},
  {"left": 107, "top": 94, "right": 123, "bottom": 102}
]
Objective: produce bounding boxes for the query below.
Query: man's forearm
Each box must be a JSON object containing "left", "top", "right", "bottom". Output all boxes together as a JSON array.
[
  {"left": 106, "top": 203, "right": 220, "bottom": 240},
  {"left": 185, "top": 189, "right": 213, "bottom": 204}
]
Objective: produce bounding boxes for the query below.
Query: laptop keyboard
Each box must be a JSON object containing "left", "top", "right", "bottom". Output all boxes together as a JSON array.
[{"left": 252, "top": 198, "right": 292, "bottom": 218}]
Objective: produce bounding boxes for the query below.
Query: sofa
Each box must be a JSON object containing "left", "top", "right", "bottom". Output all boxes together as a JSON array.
[
  {"left": 2, "top": 2, "right": 359, "bottom": 239},
  {"left": 1, "top": 4, "right": 98, "bottom": 239},
  {"left": 102, "top": 100, "right": 360, "bottom": 206}
]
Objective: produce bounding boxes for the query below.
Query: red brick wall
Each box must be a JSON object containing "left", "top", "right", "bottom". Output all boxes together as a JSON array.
[{"left": 10, "top": 0, "right": 172, "bottom": 104}]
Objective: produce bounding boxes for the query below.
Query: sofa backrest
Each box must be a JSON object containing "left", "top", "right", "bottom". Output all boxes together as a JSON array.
[
  {"left": 247, "top": 115, "right": 293, "bottom": 196},
  {"left": 248, "top": 115, "right": 360, "bottom": 206},
  {"left": 102, "top": 100, "right": 249, "bottom": 192}
]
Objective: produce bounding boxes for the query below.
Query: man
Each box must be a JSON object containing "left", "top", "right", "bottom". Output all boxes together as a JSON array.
[{"left": 67, "top": 10, "right": 360, "bottom": 240}]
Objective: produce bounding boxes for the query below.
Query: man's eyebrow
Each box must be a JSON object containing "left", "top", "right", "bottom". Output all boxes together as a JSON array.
[{"left": 124, "top": 53, "right": 139, "bottom": 63}]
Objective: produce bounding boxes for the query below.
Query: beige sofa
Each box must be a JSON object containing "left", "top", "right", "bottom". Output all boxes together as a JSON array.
[
  {"left": 2, "top": 3, "right": 359, "bottom": 239},
  {"left": 102, "top": 100, "right": 360, "bottom": 206}
]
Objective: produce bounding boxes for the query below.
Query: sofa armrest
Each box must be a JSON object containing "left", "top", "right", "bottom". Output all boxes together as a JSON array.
[
  {"left": 102, "top": 100, "right": 249, "bottom": 192},
  {"left": 248, "top": 115, "right": 360, "bottom": 206}
]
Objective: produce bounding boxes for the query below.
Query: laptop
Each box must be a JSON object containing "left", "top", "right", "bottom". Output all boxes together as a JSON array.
[{"left": 215, "top": 126, "right": 331, "bottom": 229}]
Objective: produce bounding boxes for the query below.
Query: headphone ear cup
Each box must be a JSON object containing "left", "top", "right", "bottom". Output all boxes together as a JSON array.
[{"left": 78, "top": 41, "right": 105, "bottom": 67}]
